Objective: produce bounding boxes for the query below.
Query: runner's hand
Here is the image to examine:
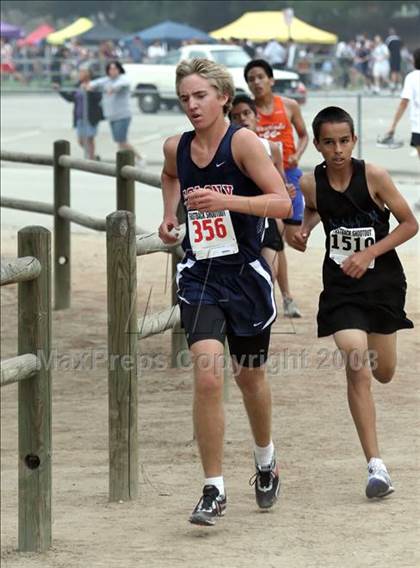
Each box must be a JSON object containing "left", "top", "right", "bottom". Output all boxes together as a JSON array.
[
  {"left": 286, "top": 183, "right": 296, "bottom": 199},
  {"left": 287, "top": 153, "right": 299, "bottom": 168},
  {"left": 158, "top": 217, "right": 180, "bottom": 244},
  {"left": 341, "top": 249, "right": 374, "bottom": 279},
  {"left": 187, "top": 189, "right": 227, "bottom": 212},
  {"left": 291, "top": 229, "right": 309, "bottom": 251}
]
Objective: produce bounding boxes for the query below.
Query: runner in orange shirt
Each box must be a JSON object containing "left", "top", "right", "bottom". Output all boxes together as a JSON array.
[{"left": 245, "top": 59, "right": 309, "bottom": 317}]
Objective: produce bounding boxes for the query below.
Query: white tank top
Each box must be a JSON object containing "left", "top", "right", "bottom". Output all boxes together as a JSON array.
[{"left": 259, "top": 137, "right": 272, "bottom": 157}]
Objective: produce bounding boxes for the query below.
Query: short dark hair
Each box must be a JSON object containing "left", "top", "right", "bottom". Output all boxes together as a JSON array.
[
  {"left": 414, "top": 48, "right": 420, "bottom": 70},
  {"left": 229, "top": 94, "right": 257, "bottom": 119},
  {"left": 106, "top": 60, "right": 125, "bottom": 75},
  {"left": 244, "top": 59, "right": 273, "bottom": 82},
  {"left": 312, "top": 106, "right": 355, "bottom": 141}
]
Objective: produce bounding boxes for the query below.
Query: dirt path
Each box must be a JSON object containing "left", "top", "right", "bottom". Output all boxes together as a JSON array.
[{"left": 1, "top": 231, "right": 419, "bottom": 568}]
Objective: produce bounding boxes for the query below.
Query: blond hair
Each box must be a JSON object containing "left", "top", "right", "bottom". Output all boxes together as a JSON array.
[{"left": 175, "top": 58, "right": 235, "bottom": 115}]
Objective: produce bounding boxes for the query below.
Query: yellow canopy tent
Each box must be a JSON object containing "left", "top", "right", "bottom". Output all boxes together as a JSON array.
[
  {"left": 211, "top": 12, "right": 337, "bottom": 44},
  {"left": 47, "top": 18, "right": 93, "bottom": 44}
]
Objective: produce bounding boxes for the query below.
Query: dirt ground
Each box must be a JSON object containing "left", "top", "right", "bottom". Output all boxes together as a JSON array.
[{"left": 1, "top": 230, "right": 419, "bottom": 568}]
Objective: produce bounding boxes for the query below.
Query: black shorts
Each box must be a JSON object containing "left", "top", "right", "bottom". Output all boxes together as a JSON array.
[
  {"left": 390, "top": 55, "right": 401, "bottom": 73},
  {"left": 181, "top": 303, "right": 271, "bottom": 367},
  {"left": 317, "top": 294, "right": 414, "bottom": 337},
  {"left": 410, "top": 132, "right": 420, "bottom": 148},
  {"left": 261, "top": 218, "right": 284, "bottom": 251}
]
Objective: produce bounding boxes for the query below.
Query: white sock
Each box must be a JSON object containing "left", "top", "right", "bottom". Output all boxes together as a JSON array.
[
  {"left": 254, "top": 441, "right": 275, "bottom": 468},
  {"left": 204, "top": 476, "right": 225, "bottom": 496}
]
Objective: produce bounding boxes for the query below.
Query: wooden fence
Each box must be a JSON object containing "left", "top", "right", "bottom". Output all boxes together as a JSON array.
[
  {"left": 1, "top": 142, "right": 187, "bottom": 362},
  {"left": 1, "top": 143, "right": 190, "bottom": 506},
  {"left": 1, "top": 145, "right": 232, "bottom": 537},
  {"left": 0, "top": 226, "right": 51, "bottom": 552}
]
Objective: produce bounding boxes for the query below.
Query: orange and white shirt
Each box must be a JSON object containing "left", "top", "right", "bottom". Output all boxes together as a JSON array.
[{"left": 256, "top": 95, "right": 296, "bottom": 170}]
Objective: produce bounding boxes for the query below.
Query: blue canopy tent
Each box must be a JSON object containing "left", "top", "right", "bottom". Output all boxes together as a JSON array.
[
  {"left": 1, "top": 20, "right": 25, "bottom": 39},
  {"left": 78, "top": 22, "right": 126, "bottom": 44},
  {"left": 125, "top": 20, "right": 215, "bottom": 44}
]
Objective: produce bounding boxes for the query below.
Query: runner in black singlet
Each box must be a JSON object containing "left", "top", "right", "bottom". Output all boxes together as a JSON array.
[{"left": 291, "top": 106, "right": 418, "bottom": 500}]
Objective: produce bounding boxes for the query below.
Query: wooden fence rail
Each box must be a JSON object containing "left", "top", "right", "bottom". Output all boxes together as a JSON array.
[
  {"left": 0, "top": 226, "right": 52, "bottom": 552},
  {"left": 58, "top": 155, "right": 117, "bottom": 177},
  {"left": 135, "top": 225, "right": 185, "bottom": 256},
  {"left": 137, "top": 305, "right": 181, "bottom": 340},
  {"left": 1, "top": 354, "right": 40, "bottom": 387},
  {"left": 1, "top": 150, "right": 53, "bottom": 166},
  {"left": 1, "top": 256, "right": 41, "bottom": 286},
  {"left": 1, "top": 196, "right": 54, "bottom": 215}
]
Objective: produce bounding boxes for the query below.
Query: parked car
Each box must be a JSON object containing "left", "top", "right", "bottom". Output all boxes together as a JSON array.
[{"left": 124, "top": 44, "right": 307, "bottom": 113}]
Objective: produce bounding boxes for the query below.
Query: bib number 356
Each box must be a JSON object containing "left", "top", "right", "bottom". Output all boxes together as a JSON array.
[
  {"left": 192, "top": 217, "right": 227, "bottom": 242},
  {"left": 188, "top": 209, "right": 238, "bottom": 260}
]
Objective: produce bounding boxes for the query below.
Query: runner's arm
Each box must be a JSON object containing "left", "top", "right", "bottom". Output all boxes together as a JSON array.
[
  {"left": 159, "top": 136, "right": 181, "bottom": 244},
  {"left": 289, "top": 174, "right": 320, "bottom": 251},
  {"left": 388, "top": 98, "right": 409, "bottom": 134},
  {"left": 287, "top": 98, "right": 309, "bottom": 166},
  {"left": 341, "top": 164, "right": 418, "bottom": 278},
  {"left": 270, "top": 140, "right": 296, "bottom": 198},
  {"left": 366, "top": 164, "right": 418, "bottom": 257}
]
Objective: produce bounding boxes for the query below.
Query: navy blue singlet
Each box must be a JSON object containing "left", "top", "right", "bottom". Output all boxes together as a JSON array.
[
  {"left": 175, "top": 124, "right": 277, "bottom": 335},
  {"left": 176, "top": 124, "right": 265, "bottom": 265}
]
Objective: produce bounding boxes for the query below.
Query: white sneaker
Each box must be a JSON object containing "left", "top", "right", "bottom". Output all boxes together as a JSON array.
[
  {"left": 283, "top": 297, "right": 302, "bottom": 318},
  {"left": 376, "top": 134, "right": 403, "bottom": 149},
  {"left": 366, "top": 458, "right": 394, "bottom": 499}
]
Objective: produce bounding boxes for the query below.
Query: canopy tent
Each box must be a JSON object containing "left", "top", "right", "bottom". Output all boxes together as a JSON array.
[
  {"left": 18, "top": 24, "right": 55, "bottom": 46},
  {"left": 211, "top": 12, "right": 337, "bottom": 44},
  {"left": 126, "top": 20, "right": 215, "bottom": 44},
  {"left": 47, "top": 18, "right": 93, "bottom": 44},
  {"left": 1, "top": 21, "right": 25, "bottom": 40},
  {"left": 78, "top": 22, "right": 126, "bottom": 44}
]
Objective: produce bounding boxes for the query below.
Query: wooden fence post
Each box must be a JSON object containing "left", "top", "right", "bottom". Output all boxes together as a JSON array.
[
  {"left": 17, "top": 226, "right": 52, "bottom": 552},
  {"left": 116, "top": 150, "right": 135, "bottom": 213},
  {"left": 106, "top": 211, "right": 138, "bottom": 501},
  {"left": 53, "top": 140, "right": 70, "bottom": 310}
]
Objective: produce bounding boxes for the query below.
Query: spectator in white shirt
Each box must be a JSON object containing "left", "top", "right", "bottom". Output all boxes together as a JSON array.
[
  {"left": 387, "top": 47, "right": 420, "bottom": 159},
  {"left": 263, "top": 39, "right": 287, "bottom": 69},
  {"left": 147, "top": 41, "right": 166, "bottom": 60},
  {"left": 371, "top": 35, "right": 390, "bottom": 93}
]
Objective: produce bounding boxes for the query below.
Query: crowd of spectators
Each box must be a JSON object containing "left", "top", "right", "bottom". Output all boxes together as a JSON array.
[
  {"left": 333, "top": 29, "right": 415, "bottom": 93},
  {"left": 0, "top": 27, "right": 416, "bottom": 92}
]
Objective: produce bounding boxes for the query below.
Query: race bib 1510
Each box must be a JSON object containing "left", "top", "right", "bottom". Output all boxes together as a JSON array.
[
  {"left": 329, "top": 226, "right": 375, "bottom": 269},
  {"left": 188, "top": 209, "right": 238, "bottom": 260}
]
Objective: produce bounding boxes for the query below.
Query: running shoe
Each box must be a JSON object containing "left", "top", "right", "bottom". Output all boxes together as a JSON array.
[
  {"left": 283, "top": 297, "right": 302, "bottom": 318},
  {"left": 250, "top": 456, "right": 280, "bottom": 509},
  {"left": 189, "top": 485, "right": 227, "bottom": 526},
  {"left": 376, "top": 134, "right": 403, "bottom": 149},
  {"left": 366, "top": 459, "right": 394, "bottom": 499}
]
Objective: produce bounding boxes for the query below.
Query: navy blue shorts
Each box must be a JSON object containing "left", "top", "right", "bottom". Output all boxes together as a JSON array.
[
  {"left": 284, "top": 167, "right": 304, "bottom": 225},
  {"left": 177, "top": 256, "right": 277, "bottom": 339}
]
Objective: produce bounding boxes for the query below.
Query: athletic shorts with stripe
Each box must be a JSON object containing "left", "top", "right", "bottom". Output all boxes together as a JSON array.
[{"left": 177, "top": 257, "right": 276, "bottom": 367}]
